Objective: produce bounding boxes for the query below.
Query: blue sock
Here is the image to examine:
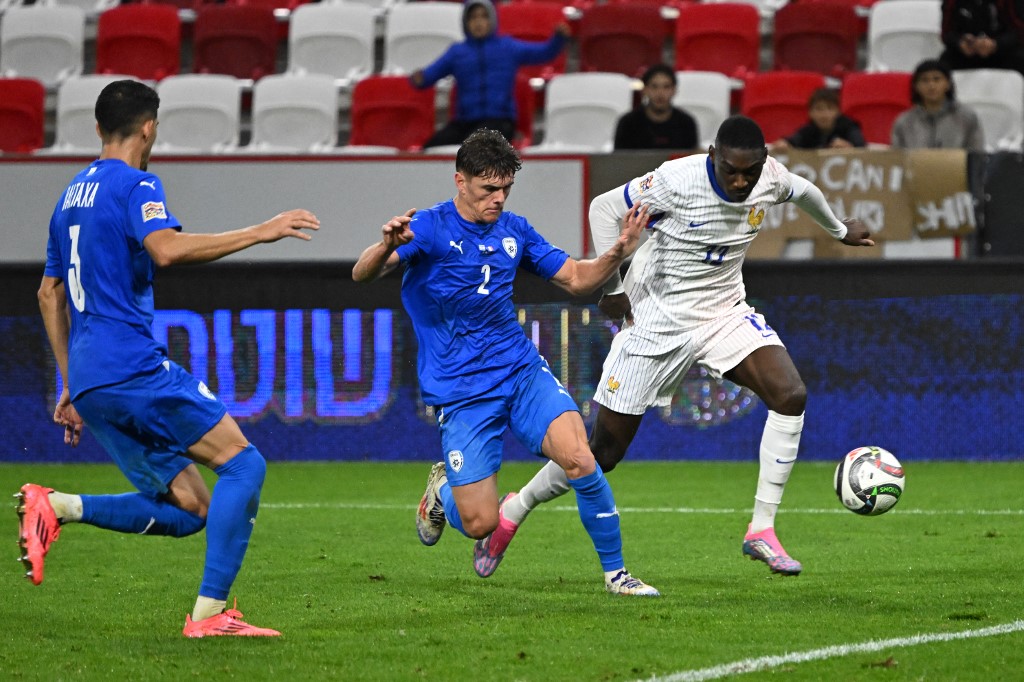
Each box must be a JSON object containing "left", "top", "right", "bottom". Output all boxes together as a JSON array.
[
  {"left": 199, "top": 444, "right": 266, "bottom": 600},
  {"left": 568, "top": 468, "right": 624, "bottom": 572},
  {"left": 438, "top": 481, "right": 466, "bottom": 536},
  {"left": 81, "top": 493, "right": 205, "bottom": 537}
]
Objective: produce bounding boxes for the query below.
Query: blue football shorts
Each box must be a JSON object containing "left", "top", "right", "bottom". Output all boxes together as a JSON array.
[
  {"left": 436, "top": 358, "right": 579, "bottom": 486},
  {"left": 73, "top": 360, "right": 227, "bottom": 497}
]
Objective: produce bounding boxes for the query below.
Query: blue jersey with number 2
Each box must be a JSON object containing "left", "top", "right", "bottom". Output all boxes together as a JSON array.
[
  {"left": 44, "top": 158, "right": 182, "bottom": 400},
  {"left": 396, "top": 200, "right": 569, "bottom": 405}
]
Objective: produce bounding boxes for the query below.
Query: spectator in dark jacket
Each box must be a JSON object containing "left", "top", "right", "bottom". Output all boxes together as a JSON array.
[
  {"left": 411, "top": 0, "right": 569, "bottom": 148},
  {"left": 613, "top": 64, "right": 699, "bottom": 151},
  {"left": 940, "top": 0, "right": 1024, "bottom": 71},
  {"left": 772, "top": 88, "right": 866, "bottom": 151}
]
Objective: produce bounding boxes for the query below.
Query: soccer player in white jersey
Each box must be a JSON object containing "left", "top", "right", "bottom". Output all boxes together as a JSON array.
[
  {"left": 353, "top": 129, "right": 660, "bottom": 596},
  {"left": 473, "top": 115, "right": 875, "bottom": 578},
  {"left": 22, "top": 80, "right": 320, "bottom": 637}
]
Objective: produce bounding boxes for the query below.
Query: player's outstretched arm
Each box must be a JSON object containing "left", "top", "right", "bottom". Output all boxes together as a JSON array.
[
  {"left": 789, "top": 174, "right": 874, "bottom": 247},
  {"left": 839, "top": 218, "right": 875, "bottom": 246},
  {"left": 143, "top": 209, "right": 320, "bottom": 267},
  {"left": 352, "top": 209, "right": 416, "bottom": 282},
  {"left": 550, "top": 203, "right": 648, "bottom": 296}
]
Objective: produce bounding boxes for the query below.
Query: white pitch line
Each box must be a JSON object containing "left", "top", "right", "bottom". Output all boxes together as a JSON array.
[
  {"left": 260, "top": 502, "right": 1024, "bottom": 516},
  {"left": 639, "top": 620, "right": 1024, "bottom": 682}
]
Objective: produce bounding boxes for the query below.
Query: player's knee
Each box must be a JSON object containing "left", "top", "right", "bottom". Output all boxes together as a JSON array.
[
  {"left": 460, "top": 509, "right": 499, "bottom": 539},
  {"left": 559, "top": 446, "right": 597, "bottom": 480},
  {"left": 770, "top": 381, "right": 807, "bottom": 416},
  {"left": 589, "top": 434, "right": 625, "bottom": 474},
  {"left": 174, "top": 510, "right": 207, "bottom": 537},
  {"left": 218, "top": 443, "right": 267, "bottom": 488}
]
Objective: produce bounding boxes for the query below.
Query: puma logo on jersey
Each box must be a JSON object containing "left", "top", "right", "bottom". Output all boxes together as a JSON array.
[
  {"left": 746, "top": 206, "right": 765, "bottom": 233},
  {"left": 139, "top": 180, "right": 157, "bottom": 190},
  {"left": 449, "top": 240, "right": 464, "bottom": 254}
]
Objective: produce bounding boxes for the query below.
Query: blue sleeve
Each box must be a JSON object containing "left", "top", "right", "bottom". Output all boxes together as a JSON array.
[
  {"left": 418, "top": 45, "right": 458, "bottom": 87},
  {"left": 510, "top": 33, "right": 566, "bottom": 66},
  {"left": 44, "top": 216, "right": 62, "bottom": 278},
  {"left": 127, "top": 174, "right": 181, "bottom": 244},
  {"left": 518, "top": 220, "right": 569, "bottom": 280},
  {"left": 396, "top": 211, "right": 437, "bottom": 265}
]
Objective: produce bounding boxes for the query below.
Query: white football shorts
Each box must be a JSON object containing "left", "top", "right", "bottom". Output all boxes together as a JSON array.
[{"left": 593, "top": 302, "right": 785, "bottom": 415}]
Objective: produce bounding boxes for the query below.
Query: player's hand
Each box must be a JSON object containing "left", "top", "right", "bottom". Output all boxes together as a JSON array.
[
  {"left": 259, "top": 209, "right": 321, "bottom": 242},
  {"left": 599, "top": 292, "right": 633, "bottom": 326},
  {"left": 53, "top": 387, "right": 83, "bottom": 448},
  {"left": 615, "top": 203, "right": 649, "bottom": 259},
  {"left": 382, "top": 209, "right": 416, "bottom": 250},
  {"left": 840, "top": 218, "right": 875, "bottom": 247}
]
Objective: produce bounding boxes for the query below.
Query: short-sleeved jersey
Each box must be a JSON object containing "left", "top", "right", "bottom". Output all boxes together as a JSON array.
[
  {"left": 396, "top": 199, "right": 569, "bottom": 405},
  {"left": 621, "top": 153, "right": 793, "bottom": 335},
  {"left": 44, "top": 158, "right": 182, "bottom": 399}
]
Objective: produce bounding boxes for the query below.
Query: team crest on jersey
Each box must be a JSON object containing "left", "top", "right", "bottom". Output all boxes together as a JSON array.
[
  {"left": 746, "top": 206, "right": 765, "bottom": 233},
  {"left": 197, "top": 381, "right": 216, "bottom": 400},
  {"left": 606, "top": 375, "right": 620, "bottom": 394},
  {"left": 639, "top": 174, "right": 654, "bottom": 193},
  {"left": 141, "top": 201, "right": 167, "bottom": 222},
  {"left": 447, "top": 449, "right": 464, "bottom": 472},
  {"left": 502, "top": 237, "right": 517, "bottom": 259}
]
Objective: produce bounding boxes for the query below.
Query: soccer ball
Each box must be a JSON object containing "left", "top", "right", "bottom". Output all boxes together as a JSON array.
[{"left": 834, "top": 446, "right": 905, "bottom": 516}]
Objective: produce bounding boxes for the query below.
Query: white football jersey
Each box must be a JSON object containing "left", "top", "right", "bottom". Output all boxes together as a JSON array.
[{"left": 621, "top": 153, "right": 793, "bottom": 334}]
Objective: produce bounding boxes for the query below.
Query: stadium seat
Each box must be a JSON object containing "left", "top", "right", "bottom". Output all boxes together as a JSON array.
[
  {"left": 673, "top": 3, "right": 761, "bottom": 79},
  {"left": 951, "top": 69, "right": 1024, "bottom": 152},
  {"left": 525, "top": 72, "right": 633, "bottom": 152},
  {"left": 287, "top": 2, "right": 376, "bottom": 86},
  {"left": 382, "top": 2, "right": 463, "bottom": 75},
  {"left": 46, "top": 74, "right": 129, "bottom": 154},
  {"left": 450, "top": 74, "right": 537, "bottom": 148},
  {"left": 495, "top": 1, "right": 569, "bottom": 82},
  {"left": 249, "top": 74, "right": 339, "bottom": 152},
  {"left": 0, "top": 6, "right": 85, "bottom": 88},
  {"left": 346, "top": 75, "right": 436, "bottom": 151},
  {"left": 155, "top": 74, "right": 242, "bottom": 153},
  {"left": 575, "top": 4, "right": 667, "bottom": 78},
  {"left": 95, "top": 4, "right": 181, "bottom": 82},
  {"left": 741, "top": 71, "right": 827, "bottom": 143},
  {"left": 704, "top": 0, "right": 787, "bottom": 21},
  {"left": 0, "top": 77, "right": 45, "bottom": 153},
  {"left": 839, "top": 71, "right": 912, "bottom": 145},
  {"left": 673, "top": 70, "right": 732, "bottom": 148},
  {"left": 772, "top": 2, "right": 860, "bottom": 77},
  {"left": 33, "top": 0, "right": 119, "bottom": 16},
  {"left": 867, "top": 0, "right": 943, "bottom": 73},
  {"left": 193, "top": 5, "right": 278, "bottom": 82}
]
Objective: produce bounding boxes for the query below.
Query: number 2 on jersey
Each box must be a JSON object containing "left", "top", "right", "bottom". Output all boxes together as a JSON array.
[
  {"left": 68, "top": 224, "right": 86, "bottom": 312},
  {"left": 477, "top": 264, "right": 491, "bottom": 295}
]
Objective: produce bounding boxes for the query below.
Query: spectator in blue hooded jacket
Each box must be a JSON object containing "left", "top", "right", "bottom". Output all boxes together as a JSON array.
[{"left": 411, "top": 0, "right": 570, "bottom": 148}]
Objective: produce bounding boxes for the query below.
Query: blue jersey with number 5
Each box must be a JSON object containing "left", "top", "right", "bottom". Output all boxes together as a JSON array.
[
  {"left": 44, "top": 159, "right": 182, "bottom": 400},
  {"left": 396, "top": 199, "right": 569, "bottom": 405}
]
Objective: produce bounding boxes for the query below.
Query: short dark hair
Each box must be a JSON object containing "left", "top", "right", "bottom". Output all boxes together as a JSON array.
[
  {"left": 910, "top": 58, "right": 955, "bottom": 104},
  {"left": 641, "top": 64, "right": 676, "bottom": 87},
  {"left": 808, "top": 87, "right": 840, "bottom": 108},
  {"left": 95, "top": 80, "right": 159, "bottom": 140},
  {"left": 455, "top": 128, "right": 522, "bottom": 179},
  {"left": 715, "top": 115, "right": 765, "bottom": 150}
]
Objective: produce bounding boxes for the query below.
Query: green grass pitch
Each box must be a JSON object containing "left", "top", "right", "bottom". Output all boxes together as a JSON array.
[{"left": 1, "top": 461, "right": 1022, "bottom": 681}]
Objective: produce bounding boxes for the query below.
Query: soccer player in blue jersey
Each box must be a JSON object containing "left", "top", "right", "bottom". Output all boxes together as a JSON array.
[
  {"left": 353, "top": 128, "right": 659, "bottom": 596},
  {"left": 18, "top": 80, "right": 320, "bottom": 637}
]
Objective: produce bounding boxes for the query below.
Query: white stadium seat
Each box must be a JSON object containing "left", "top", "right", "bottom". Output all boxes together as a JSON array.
[
  {"left": 155, "top": 74, "right": 243, "bottom": 154},
  {"left": 525, "top": 72, "right": 634, "bottom": 153},
  {"left": 867, "top": 0, "right": 943, "bottom": 73}
]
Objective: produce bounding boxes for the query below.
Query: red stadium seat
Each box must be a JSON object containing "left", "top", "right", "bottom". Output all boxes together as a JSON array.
[
  {"left": 840, "top": 71, "right": 912, "bottom": 145},
  {"left": 193, "top": 5, "right": 278, "bottom": 81},
  {"left": 674, "top": 3, "right": 761, "bottom": 79},
  {"left": 576, "top": 4, "right": 668, "bottom": 78},
  {"left": 95, "top": 4, "right": 181, "bottom": 81},
  {"left": 0, "top": 78, "right": 45, "bottom": 153},
  {"left": 450, "top": 74, "right": 537, "bottom": 148},
  {"left": 496, "top": 2, "right": 569, "bottom": 81},
  {"left": 796, "top": 0, "right": 876, "bottom": 36},
  {"left": 741, "top": 71, "right": 827, "bottom": 143},
  {"left": 772, "top": 2, "right": 860, "bottom": 77},
  {"left": 348, "top": 76, "right": 436, "bottom": 151}
]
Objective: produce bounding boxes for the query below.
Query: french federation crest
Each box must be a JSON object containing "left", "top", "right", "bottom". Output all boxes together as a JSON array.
[
  {"left": 447, "top": 450, "right": 464, "bottom": 472},
  {"left": 502, "top": 237, "right": 518, "bottom": 259}
]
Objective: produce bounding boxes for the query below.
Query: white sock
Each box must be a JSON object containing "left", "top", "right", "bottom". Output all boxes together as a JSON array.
[
  {"left": 192, "top": 596, "right": 227, "bottom": 622},
  {"left": 48, "top": 492, "right": 82, "bottom": 523},
  {"left": 503, "top": 460, "right": 571, "bottom": 525},
  {"left": 750, "top": 410, "right": 803, "bottom": 533},
  {"left": 604, "top": 567, "right": 627, "bottom": 582}
]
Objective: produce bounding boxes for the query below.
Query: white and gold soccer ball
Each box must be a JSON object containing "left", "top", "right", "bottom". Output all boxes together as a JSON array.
[{"left": 834, "top": 446, "right": 905, "bottom": 516}]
